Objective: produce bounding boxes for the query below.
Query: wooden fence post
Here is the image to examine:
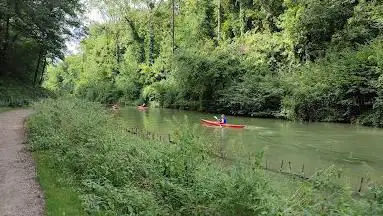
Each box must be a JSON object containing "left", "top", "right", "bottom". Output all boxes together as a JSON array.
[
  {"left": 358, "top": 177, "right": 364, "bottom": 193},
  {"left": 280, "top": 160, "right": 284, "bottom": 172}
]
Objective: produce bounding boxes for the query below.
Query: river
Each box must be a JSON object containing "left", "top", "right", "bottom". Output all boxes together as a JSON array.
[{"left": 119, "top": 107, "right": 383, "bottom": 186}]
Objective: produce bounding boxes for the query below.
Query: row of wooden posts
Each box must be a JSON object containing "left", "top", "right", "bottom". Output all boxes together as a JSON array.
[
  {"left": 126, "top": 127, "right": 174, "bottom": 144},
  {"left": 126, "top": 127, "right": 371, "bottom": 193}
]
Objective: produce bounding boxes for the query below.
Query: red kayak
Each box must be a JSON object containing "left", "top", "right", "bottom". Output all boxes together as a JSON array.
[{"left": 200, "top": 119, "right": 245, "bottom": 129}]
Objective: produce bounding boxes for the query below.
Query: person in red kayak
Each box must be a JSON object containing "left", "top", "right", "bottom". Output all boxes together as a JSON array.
[{"left": 220, "top": 114, "right": 227, "bottom": 124}]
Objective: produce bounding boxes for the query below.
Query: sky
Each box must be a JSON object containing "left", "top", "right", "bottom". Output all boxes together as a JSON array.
[{"left": 65, "top": 7, "right": 105, "bottom": 54}]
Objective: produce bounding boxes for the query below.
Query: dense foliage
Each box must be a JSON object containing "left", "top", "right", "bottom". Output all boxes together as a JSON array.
[
  {"left": 44, "top": 0, "right": 383, "bottom": 126},
  {"left": 0, "top": 0, "right": 83, "bottom": 84},
  {"left": 27, "top": 98, "right": 383, "bottom": 215},
  {"left": 0, "top": 78, "right": 51, "bottom": 107}
]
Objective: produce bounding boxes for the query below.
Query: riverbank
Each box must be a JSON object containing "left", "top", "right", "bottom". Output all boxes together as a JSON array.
[{"left": 27, "top": 98, "right": 382, "bottom": 215}]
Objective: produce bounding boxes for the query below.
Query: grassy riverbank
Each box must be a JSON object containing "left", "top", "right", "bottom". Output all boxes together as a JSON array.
[{"left": 27, "top": 98, "right": 382, "bottom": 215}]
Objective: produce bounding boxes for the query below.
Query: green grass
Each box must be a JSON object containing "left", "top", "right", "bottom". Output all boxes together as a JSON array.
[
  {"left": 34, "top": 152, "right": 84, "bottom": 216},
  {"left": 0, "top": 107, "right": 12, "bottom": 113}
]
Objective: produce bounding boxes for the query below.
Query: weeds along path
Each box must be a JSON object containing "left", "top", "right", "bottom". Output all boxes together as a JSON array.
[{"left": 0, "top": 109, "right": 44, "bottom": 216}]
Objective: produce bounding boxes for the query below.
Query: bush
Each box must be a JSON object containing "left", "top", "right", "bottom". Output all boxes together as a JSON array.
[
  {"left": 216, "top": 65, "right": 283, "bottom": 117},
  {"left": 0, "top": 78, "right": 52, "bottom": 107},
  {"left": 282, "top": 38, "right": 383, "bottom": 123}
]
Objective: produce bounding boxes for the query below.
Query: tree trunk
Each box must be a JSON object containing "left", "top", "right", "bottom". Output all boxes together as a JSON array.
[
  {"left": 239, "top": 1, "right": 245, "bottom": 36},
  {"left": 116, "top": 34, "right": 120, "bottom": 64},
  {"left": 3, "top": 15, "right": 10, "bottom": 55},
  {"left": 217, "top": 0, "right": 221, "bottom": 41},
  {"left": 38, "top": 58, "right": 47, "bottom": 86},
  {"left": 149, "top": 14, "right": 154, "bottom": 66},
  {"left": 172, "top": 0, "right": 175, "bottom": 53},
  {"left": 0, "top": 15, "right": 10, "bottom": 76},
  {"left": 33, "top": 49, "right": 43, "bottom": 85},
  {"left": 125, "top": 17, "right": 146, "bottom": 63}
]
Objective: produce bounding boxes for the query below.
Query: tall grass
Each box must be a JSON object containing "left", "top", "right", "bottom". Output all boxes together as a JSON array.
[{"left": 27, "top": 98, "right": 381, "bottom": 215}]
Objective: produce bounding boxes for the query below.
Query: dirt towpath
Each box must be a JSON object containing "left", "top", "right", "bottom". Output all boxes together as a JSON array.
[{"left": 0, "top": 109, "right": 43, "bottom": 216}]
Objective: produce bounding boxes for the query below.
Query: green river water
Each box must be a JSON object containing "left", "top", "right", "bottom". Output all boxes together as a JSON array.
[{"left": 119, "top": 107, "right": 383, "bottom": 187}]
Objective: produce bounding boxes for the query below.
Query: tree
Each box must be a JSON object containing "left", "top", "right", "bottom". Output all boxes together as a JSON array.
[{"left": 0, "top": 0, "right": 83, "bottom": 84}]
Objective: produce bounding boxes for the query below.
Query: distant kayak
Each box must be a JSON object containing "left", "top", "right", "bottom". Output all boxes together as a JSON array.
[
  {"left": 111, "top": 104, "right": 120, "bottom": 111},
  {"left": 137, "top": 106, "right": 148, "bottom": 111},
  {"left": 200, "top": 119, "right": 245, "bottom": 129}
]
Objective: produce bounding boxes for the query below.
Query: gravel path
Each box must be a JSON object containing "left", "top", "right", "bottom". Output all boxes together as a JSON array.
[{"left": 0, "top": 109, "right": 44, "bottom": 216}]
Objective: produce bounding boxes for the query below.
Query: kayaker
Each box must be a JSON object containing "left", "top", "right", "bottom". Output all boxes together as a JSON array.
[
  {"left": 220, "top": 114, "right": 227, "bottom": 124},
  {"left": 112, "top": 103, "right": 120, "bottom": 111}
]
